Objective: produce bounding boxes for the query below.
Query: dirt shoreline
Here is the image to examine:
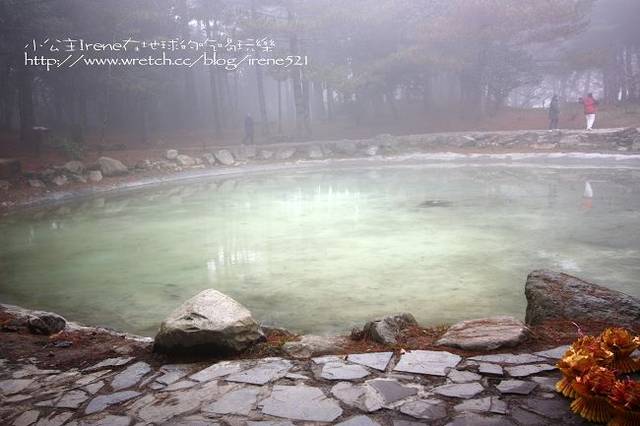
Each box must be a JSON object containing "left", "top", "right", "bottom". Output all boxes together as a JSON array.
[{"left": 0, "top": 301, "right": 611, "bottom": 371}]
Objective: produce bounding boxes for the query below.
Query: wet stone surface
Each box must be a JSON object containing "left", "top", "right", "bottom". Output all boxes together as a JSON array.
[{"left": 0, "top": 345, "right": 594, "bottom": 425}]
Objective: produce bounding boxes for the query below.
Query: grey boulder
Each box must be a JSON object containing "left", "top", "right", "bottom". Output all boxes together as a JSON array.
[
  {"left": 525, "top": 270, "right": 640, "bottom": 328},
  {"left": 27, "top": 311, "right": 66, "bottom": 335},
  {"left": 63, "top": 160, "right": 85, "bottom": 174},
  {"left": 88, "top": 170, "right": 103, "bottom": 183},
  {"left": 436, "top": 316, "right": 528, "bottom": 351},
  {"left": 215, "top": 149, "right": 235, "bottom": 166},
  {"left": 154, "top": 289, "right": 263, "bottom": 354},
  {"left": 97, "top": 157, "right": 128, "bottom": 177},
  {"left": 175, "top": 154, "right": 196, "bottom": 167},
  {"left": 363, "top": 313, "right": 417, "bottom": 345},
  {"left": 166, "top": 149, "right": 178, "bottom": 160}
]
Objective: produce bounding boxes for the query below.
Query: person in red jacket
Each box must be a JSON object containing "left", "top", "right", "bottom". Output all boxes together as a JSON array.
[{"left": 579, "top": 93, "right": 598, "bottom": 131}]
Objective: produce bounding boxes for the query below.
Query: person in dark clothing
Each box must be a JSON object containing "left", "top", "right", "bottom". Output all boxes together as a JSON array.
[
  {"left": 242, "top": 114, "right": 255, "bottom": 144},
  {"left": 548, "top": 95, "right": 560, "bottom": 130}
]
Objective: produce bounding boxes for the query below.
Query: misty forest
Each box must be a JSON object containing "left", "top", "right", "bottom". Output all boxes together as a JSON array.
[
  {"left": 2, "top": 2, "right": 640, "bottom": 425},
  {"left": 1, "top": 0, "right": 639, "bottom": 153}
]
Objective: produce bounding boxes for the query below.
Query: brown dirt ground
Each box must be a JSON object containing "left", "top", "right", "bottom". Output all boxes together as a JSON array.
[{"left": 0, "top": 307, "right": 619, "bottom": 370}]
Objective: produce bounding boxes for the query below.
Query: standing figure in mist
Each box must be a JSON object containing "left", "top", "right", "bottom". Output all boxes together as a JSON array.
[
  {"left": 243, "top": 114, "right": 255, "bottom": 144},
  {"left": 548, "top": 95, "right": 560, "bottom": 130},
  {"left": 579, "top": 93, "right": 598, "bottom": 131}
]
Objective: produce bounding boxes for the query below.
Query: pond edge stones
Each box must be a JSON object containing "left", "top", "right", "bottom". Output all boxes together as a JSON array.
[
  {"left": 436, "top": 316, "right": 529, "bottom": 351},
  {"left": 154, "top": 289, "right": 264, "bottom": 354},
  {"left": 524, "top": 269, "right": 640, "bottom": 329}
]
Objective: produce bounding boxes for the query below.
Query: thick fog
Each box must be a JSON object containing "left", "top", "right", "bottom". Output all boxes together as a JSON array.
[{"left": 0, "top": 0, "right": 638, "bottom": 151}]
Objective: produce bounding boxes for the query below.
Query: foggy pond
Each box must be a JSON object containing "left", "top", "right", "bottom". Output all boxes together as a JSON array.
[{"left": 1, "top": 162, "right": 639, "bottom": 336}]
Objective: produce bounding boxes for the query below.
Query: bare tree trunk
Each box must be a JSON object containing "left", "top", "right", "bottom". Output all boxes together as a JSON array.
[
  {"left": 251, "top": 0, "right": 268, "bottom": 136},
  {"left": 18, "top": 67, "right": 35, "bottom": 146},
  {"left": 0, "top": 61, "right": 9, "bottom": 130},
  {"left": 326, "top": 82, "right": 334, "bottom": 121},
  {"left": 313, "top": 81, "right": 325, "bottom": 122},
  {"left": 287, "top": 3, "right": 310, "bottom": 136},
  {"left": 207, "top": 19, "right": 222, "bottom": 138},
  {"left": 277, "top": 79, "right": 282, "bottom": 134},
  {"left": 301, "top": 74, "right": 311, "bottom": 136},
  {"left": 289, "top": 39, "right": 305, "bottom": 135}
]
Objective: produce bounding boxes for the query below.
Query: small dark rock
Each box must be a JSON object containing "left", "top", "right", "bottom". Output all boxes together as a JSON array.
[
  {"left": 52, "top": 340, "right": 73, "bottom": 348},
  {"left": 350, "top": 327, "right": 365, "bottom": 341},
  {"left": 27, "top": 311, "right": 67, "bottom": 335},
  {"left": 363, "top": 313, "right": 417, "bottom": 345},
  {"left": 418, "top": 200, "right": 453, "bottom": 208}
]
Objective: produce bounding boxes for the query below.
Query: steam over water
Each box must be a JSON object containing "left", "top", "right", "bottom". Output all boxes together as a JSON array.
[{"left": 1, "top": 163, "right": 639, "bottom": 336}]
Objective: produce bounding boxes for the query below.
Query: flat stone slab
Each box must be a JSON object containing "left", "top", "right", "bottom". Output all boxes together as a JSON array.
[
  {"left": 400, "top": 399, "right": 448, "bottom": 420},
  {"left": 531, "top": 375, "right": 560, "bottom": 392},
  {"left": 226, "top": 359, "right": 291, "bottom": 385},
  {"left": 161, "top": 379, "right": 198, "bottom": 392},
  {"left": 468, "top": 354, "right": 545, "bottom": 364},
  {"left": 189, "top": 361, "right": 244, "bottom": 382},
  {"left": 261, "top": 385, "right": 343, "bottom": 422},
  {"left": 448, "top": 369, "right": 482, "bottom": 383},
  {"left": 367, "top": 379, "right": 418, "bottom": 404},
  {"left": 321, "top": 362, "right": 370, "bottom": 380},
  {"left": 33, "top": 411, "right": 73, "bottom": 426},
  {"left": 331, "top": 382, "right": 384, "bottom": 412},
  {"left": 133, "top": 381, "right": 221, "bottom": 424},
  {"left": 393, "top": 350, "right": 461, "bottom": 376},
  {"left": 533, "top": 345, "right": 570, "bottom": 359},
  {"left": 510, "top": 406, "right": 548, "bottom": 425},
  {"left": 454, "top": 397, "right": 507, "bottom": 415},
  {"left": 204, "top": 387, "right": 261, "bottom": 415},
  {"left": 436, "top": 316, "right": 528, "bottom": 350},
  {"left": 12, "top": 410, "right": 39, "bottom": 426},
  {"left": 478, "top": 363, "right": 504, "bottom": 376},
  {"left": 155, "top": 365, "right": 191, "bottom": 385},
  {"left": 85, "top": 391, "right": 140, "bottom": 414},
  {"left": 67, "top": 414, "right": 132, "bottom": 426},
  {"left": 12, "top": 365, "right": 60, "bottom": 378},
  {"left": 521, "top": 398, "right": 570, "bottom": 419},
  {"left": 433, "top": 382, "right": 484, "bottom": 399},
  {"left": 347, "top": 352, "right": 393, "bottom": 371},
  {"left": 247, "top": 422, "right": 294, "bottom": 426},
  {"left": 57, "top": 390, "right": 89, "bottom": 408},
  {"left": 336, "top": 415, "right": 382, "bottom": 426},
  {"left": 312, "top": 355, "right": 346, "bottom": 364},
  {"left": 75, "top": 370, "right": 111, "bottom": 387},
  {"left": 84, "top": 381, "right": 105, "bottom": 395},
  {"left": 83, "top": 357, "right": 133, "bottom": 372},
  {"left": 0, "top": 379, "right": 34, "bottom": 395},
  {"left": 110, "top": 362, "right": 151, "bottom": 390},
  {"left": 504, "top": 363, "right": 556, "bottom": 377},
  {"left": 496, "top": 380, "right": 538, "bottom": 395},
  {"left": 446, "top": 413, "right": 515, "bottom": 425}
]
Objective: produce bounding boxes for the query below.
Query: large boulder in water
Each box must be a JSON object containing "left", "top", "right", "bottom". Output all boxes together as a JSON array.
[
  {"left": 525, "top": 270, "right": 640, "bottom": 329},
  {"left": 154, "top": 289, "right": 263, "bottom": 354},
  {"left": 97, "top": 157, "right": 128, "bottom": 177}
]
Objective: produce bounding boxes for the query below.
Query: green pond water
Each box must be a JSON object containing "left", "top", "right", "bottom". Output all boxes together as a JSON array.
[{"left": 1, "top": 163, "right": 639, "bottom": 336}]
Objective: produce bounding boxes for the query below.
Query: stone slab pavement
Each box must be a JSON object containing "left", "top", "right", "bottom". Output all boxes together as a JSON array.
[{"left": 0, "top": 346, "right": 593, "bottom": 425}]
